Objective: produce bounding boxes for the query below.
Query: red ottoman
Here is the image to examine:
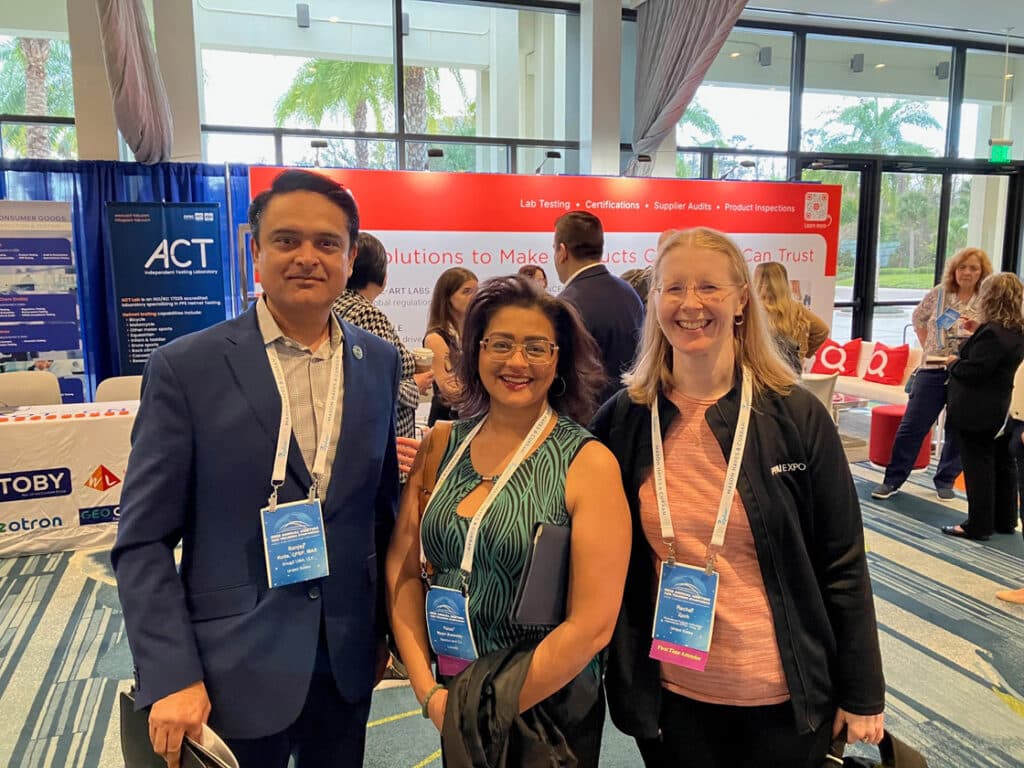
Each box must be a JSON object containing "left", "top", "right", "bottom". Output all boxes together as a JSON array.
[{"left": 869, "top": 404, "right": 931, "bottom": 470}]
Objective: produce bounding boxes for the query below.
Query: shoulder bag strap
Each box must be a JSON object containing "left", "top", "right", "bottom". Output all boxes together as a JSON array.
[{"left": 419, "top": 420, "right": 454, "bottom": 519}]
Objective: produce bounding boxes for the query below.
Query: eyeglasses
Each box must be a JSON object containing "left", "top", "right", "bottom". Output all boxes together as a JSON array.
[
  {"left": 480, "top": 337, "right": 558, "bottom": 363},
  {"left": 656, "top": 282, "right": 738, "bottom": 305}
]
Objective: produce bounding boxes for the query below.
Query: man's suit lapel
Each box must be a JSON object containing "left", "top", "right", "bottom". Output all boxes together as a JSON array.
[
  {"left": 324, "top": 322, "right": 373, "bottom": 514},
  {"left": 223, "top": 307, "right": 313, "bottom": 490}
]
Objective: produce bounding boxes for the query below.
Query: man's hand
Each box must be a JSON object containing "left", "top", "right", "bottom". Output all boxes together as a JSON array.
[
  {"left": 413, "top": 370, "right": 434, "bottom": 394},
  {"left": 148, "top": 681, "right": 211, "bottom": 768},
  {"left": 396, "top": 436, "right": 422, "bottom": 475},
  {"left": 832, "top": 707, "right": 884, "bottom": 745}
]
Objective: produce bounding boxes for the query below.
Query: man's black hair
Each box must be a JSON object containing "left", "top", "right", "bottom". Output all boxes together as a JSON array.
[
  {"left": 248, "top": 169, "right": 359, "bottom": 245},
  {"left": 348, "top": 232, "right": 388, "bottom": 290}
]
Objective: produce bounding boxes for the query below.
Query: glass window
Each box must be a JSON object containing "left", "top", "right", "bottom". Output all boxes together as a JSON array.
[
  {"left": 1, "top": 123, "right": 76, "bottom": 160},
  {"left": 677, "top": 29, "right": 792, "bottom": 152},
  {"left": 203, "top": 132, "right": 277, "bottom": 165},
  {"left": 282, "top": 136, "right": 396, "bottom": 169},
  {"left": 676, "top": 152, "right": 701, "bottom": 179},
  {"left": 196, "top": 3, "right": 396, "bottom": 132},
  {"left": 402, "top": 1, "right": 577, "bottom": 156},
  {"left": 803, "top": 36, "right": 951, "bottom": 156},
  {"left": 962, "top": 50, "right": 1024, "bottom": 161},
  {"left": 406, "top": 141, "right": 509, "bottom": 173},
  {"left": 946, "top": 173, "right": 1009, "bottom": 262},
  {"left": 516, "top": 147, "right": 579, "bottom": 176},
  {"left": 802, "top": 167, "right": 862, "bottom": 320},
  {"left": 713, "top": 154, "right": 788, "bottom": 181}
]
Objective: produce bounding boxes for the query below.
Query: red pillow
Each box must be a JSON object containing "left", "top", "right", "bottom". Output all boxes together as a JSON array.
[
  {"left": 862, "top": 342, "right": 910, "bottom": 386},
  {"left": 810, "top": 338, "right": 861, "bottom": 376}
]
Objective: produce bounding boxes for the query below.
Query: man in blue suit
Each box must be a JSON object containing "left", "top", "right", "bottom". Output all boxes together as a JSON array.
[
  {"left": 112, "top": 170, "right": 400, "bottom": 768},
  {"left": 554, "top": 210, "right": 644, "bottom": 409}
]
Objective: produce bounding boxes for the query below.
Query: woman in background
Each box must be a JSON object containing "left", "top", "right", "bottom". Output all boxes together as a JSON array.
[
  {"left": 753, "top": 261, "right": 828, "bottom": 373},
  {"left": 592, "top": 228, "right": 884, "bottom": 767},
  {"left": 942, "top": 273, "right": 1024, "bottom": 541},
  {"left": 518, "top": 264, "right": 548, "bottom": 290},
  {"left": 871, "top": 247, "right": 992, "bottom": 502},
  {"left": 424, "top": 267, "right": 478, "bottom": 426}
]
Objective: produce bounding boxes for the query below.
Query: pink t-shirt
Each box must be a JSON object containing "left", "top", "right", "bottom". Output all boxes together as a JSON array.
[{"left": 640, "top": 389, "right": 789, "bottom": 705}]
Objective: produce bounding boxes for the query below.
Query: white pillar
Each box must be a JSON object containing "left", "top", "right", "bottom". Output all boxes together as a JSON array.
[
  {"left": 66, "top": 0, "right": 119, "bottom": 160},
  {"left": 651, "top": 131, "right": 678, "bottom": 177},
  {"left": 153, "top": 0, "right": 203, "bottom": 162},
  {"left": 579, "top": 0, "right": 621, "bottom": 176}
]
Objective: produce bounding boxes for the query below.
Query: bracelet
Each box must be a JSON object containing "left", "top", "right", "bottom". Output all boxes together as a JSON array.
[{"left": 421, "top": 682, "right": 446, "bottom": 719}]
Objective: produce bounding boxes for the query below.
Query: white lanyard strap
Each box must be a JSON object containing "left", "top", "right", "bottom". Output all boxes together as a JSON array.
[
  {"left": 265, "top": 337, "right": 344, "bottom": 508},
  {"left": 420, "top": 405, "right": 553, "bottom": 590},
  {"left": 651, "top": 368, "right": 752, "bottom": 573}
]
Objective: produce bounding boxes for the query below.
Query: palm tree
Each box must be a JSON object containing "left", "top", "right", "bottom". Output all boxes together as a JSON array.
[
  {"left": 807, "top": 98, "right": 941, "bottom": 156},
  {"left": 0, "top": 37, "right": 76, "bottom": 159},
  {"left": 677, "top": 98, "right": 724, "bottom": 147},
  {"left": 274, "top": 60, "right": 393, "bottom": 168}
]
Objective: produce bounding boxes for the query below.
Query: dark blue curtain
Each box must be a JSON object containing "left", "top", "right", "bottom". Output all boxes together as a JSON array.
[{"left": 0, "top": 160, "right": 252, "bottom": 387}]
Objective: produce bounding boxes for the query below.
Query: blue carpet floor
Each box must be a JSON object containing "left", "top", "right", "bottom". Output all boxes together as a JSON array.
[{"left": 0, "top": 461, "right": 1021, "bottom": 767}]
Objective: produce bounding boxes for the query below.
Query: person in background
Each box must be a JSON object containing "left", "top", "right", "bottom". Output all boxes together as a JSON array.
[
  {"left": 554, "top": 210, "right": 644, "bottom": 410},
  {"left": 518, "top": 264, "right": 548, "bottom": 290},
  {"left": 754, "top": 262, "right": 829, "bottom": 373},
  {"left": 622, "top": 267, "right": 654, "bottom": 306},
  {"left": 941, "top": 273, "right": 1024, "bottom": 541},
  {"left": 334, "top": 232, "right": 433, "bottom": 478},
  {"left": 997, "top": 360, "right": 1024, "bottom": 603},
  {"left": 112, "top": 170, "right": 400, "bottom": 768},
  {"left": 872, "top": 247, "right": 992, "bottom": 502},
  {"left": 423, "top": 268, "right": 478, "bottom": 426},
  {"left": 591, "top": 228, "right": 885, "bottom": 767},
  {"left": 387, "top": 275, "right": 629, "bottom": 764}
]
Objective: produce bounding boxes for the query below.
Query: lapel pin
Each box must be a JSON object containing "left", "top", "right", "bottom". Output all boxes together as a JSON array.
[{"left": 353, "top": 345, "right": 364, "bottom": 360}]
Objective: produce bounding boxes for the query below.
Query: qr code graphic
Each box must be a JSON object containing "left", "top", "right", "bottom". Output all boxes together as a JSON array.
[{"left": 804, "top": 192, "right": 829, "bottom": 222}]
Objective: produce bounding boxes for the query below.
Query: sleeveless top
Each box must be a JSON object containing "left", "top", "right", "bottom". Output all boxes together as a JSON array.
[
  {"left": 425, "top": 325, "right": 459, "bottom": 426},
  {"left": 421, "top": 414, "right": 592, "bottom": 655}
]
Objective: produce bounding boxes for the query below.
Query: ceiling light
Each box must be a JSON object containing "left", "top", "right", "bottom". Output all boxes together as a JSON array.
[
  {"left": 875, "top": 63, "right": 886, "bottom": 69},
  {"left": 730, "top": 52, "right": 741, "bottom": 59},
  {"left": 1006, "top": 73, "right": 1015, "bottom": 79},
  {"left": 328, "top": 16, "right": 339, "bottom": 23}
]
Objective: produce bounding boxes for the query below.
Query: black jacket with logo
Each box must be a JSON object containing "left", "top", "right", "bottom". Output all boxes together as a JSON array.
[{"left": 590, "top": 378, "right": 884, "bottom": 739}]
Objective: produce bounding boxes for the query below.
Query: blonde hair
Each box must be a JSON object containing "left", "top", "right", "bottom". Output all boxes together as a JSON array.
[
  {"left": 624, "top": 228, "right": 796, "bottom": 406},
  {"left": 979, "top": 272, "right": 1024, "bottom": 333},
  {"left": 754, "top": 262, "right": 811, "bottom": 356},
  {"left": 943, "top": 247, "right": 992, "bottom": 294}
]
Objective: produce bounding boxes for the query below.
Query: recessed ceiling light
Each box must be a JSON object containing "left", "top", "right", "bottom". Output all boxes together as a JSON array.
[
  {"left": 730, "top": 52, "right": 741, "bottom": 59},
  {"left": 1006, "top": 73, "right": 1015, "bottom": 79},
  {"left": 328, "top": 15, "right": 340, "bottom": 23},
  {"left": 875, "top": 63, "right": 886, "bottom": 69}
]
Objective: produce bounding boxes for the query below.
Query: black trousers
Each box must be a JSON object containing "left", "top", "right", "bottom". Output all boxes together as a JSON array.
[
  {"left": 954, "top": 427, "right": 1018, "bottom": 538},
  {"left": 223, "top": 619, "right": 372, "bottom": 768},
  {"left": 1008, "top": 419, "right": 1024, "bottom": 539},
  {"left": 636, "top": 690, "right": 832, "bottom": 768}
]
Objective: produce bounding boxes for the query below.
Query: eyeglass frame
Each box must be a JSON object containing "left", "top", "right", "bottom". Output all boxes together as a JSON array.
[
  {"left": 479, "top": 336, "right": 559, "bottom": 363},
  {"left": 654, "top": 281, "right": 741, "bottom": 305}
]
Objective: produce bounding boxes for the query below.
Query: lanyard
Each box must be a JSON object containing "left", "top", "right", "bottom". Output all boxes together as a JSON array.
[
  {"left": 651, "top": 368, "right": 752, "bottom": 573},
  {"left": 420, "top": 405, "right": 554, "bottom": 590},
  {"left": 265, "top": 337, "right": 344, "bottom": 509}
]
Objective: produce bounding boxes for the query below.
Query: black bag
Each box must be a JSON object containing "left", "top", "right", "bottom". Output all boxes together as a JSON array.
[
  {"left": 821, "top": 730, "right": 928, "bottom": 767},
  {"left": 119, "top": 688, "right": 235, "bottom": 768},
  {"left": 511, "top": 523, "right": 570, "bottom": 626}
]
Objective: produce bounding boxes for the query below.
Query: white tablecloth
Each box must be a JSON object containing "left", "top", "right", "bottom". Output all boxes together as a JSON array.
[{"left": 0, "top": 401, "right": 137, "bottom": 558}]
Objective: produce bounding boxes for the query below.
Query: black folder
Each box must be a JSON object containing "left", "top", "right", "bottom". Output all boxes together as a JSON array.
[
  {"left": 119, "top": 689, "right": 238, "bottom": 768},
  {"left": 512, "top": 523, "right": 571, "bottom": 626}
]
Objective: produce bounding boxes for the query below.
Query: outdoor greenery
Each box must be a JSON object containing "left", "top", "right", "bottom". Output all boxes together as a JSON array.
[{"left": 0, "top": 37, "right": 76, "bottom": 159}]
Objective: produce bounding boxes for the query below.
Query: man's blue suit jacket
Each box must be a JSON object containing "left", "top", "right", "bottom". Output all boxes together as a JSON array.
[{"left": 111, "top": 305, "right": 400, "bottom": 739}]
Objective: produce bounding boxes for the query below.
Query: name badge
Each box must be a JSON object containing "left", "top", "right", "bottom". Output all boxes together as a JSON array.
[
  {"left": 649, "top": 562, "right": 719, "bottom": 671},
  {"left": 425, "top": 586, "right": 478, "bottom": 676},
  {"left": 936, "top": 308, "right": 959, "bottom": 330},
  {"left": 260, "top": 499, "right": 330, "bottom": 589}
]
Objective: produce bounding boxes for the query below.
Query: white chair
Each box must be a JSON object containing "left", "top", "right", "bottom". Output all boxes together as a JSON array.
[
  {"left": 94, "top": 375, "right": 143, "bottom": 402},
  {"left": 800, "top": 372, "right": 839, "bottom": 422},
  {"left": 0, "top": 370, "right": 63, "bottom": 406}
]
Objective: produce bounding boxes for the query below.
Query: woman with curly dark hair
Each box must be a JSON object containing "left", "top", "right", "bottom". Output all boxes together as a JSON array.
[
  {"left": 386, "top": 275, "right": 629, "bottom": 764},
  {"left": 942, "top": 272, "right": 1024, "bottom": 541}
]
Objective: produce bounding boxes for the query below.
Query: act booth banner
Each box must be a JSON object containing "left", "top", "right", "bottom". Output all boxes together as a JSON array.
[
  {"left": 105, "top": 203, "right": 227, "bottom": 375},
  {"left": 248, "top": 168, "right": 841, "bottom": 350},
  {"left": 0, "top": 200, "right": 86, "bottom": 402}
]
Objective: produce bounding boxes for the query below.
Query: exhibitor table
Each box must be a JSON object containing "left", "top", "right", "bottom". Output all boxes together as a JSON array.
[{"left": 0, "top": 401, "right": 137, "bottom": 558}]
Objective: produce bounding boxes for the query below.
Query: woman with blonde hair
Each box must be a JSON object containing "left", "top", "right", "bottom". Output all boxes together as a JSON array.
[
  {"left": 591, "top": 228, "right": 884, "bottom": 766},
  {"left": 754, "top": 261, "right": 829, "bottom": 372},
  {"left": 942, "top": 272, "right": 1024, "bottom": 541},
  {"left": 872, "top": 246, "right": 993, "bottom": 502}
]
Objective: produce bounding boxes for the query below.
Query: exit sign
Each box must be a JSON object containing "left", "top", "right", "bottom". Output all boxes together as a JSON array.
[{"left": 990, "top": 144, "right": 1012, "bottom": 163}]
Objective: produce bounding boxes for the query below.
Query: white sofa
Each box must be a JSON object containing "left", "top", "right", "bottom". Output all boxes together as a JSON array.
[{"left": 831, "top": 341, "right": 922, "bottom": 406}]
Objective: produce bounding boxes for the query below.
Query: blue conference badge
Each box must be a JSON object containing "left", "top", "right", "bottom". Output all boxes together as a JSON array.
[
  {"left": 260, "top": 499, "right": 330, "bottom": 588},
  {"left": 936, "top": 308, "right": 959, "bottom": 331},
  {"left": 649, "top": 562, "right": 719, "bottom": 671},
  {"left": 425, "top": 586, "right": 478, "bottom": 676}
]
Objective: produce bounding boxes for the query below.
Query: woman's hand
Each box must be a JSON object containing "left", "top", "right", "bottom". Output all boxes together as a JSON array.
[
  {"left": 946, "top": 354, "right": 958, "bottom": 366},
  {"left": 961, "top": 318, "right": 979, "bottom": 333},
  {"left": 413, "top": 370, "right": 434, "bottom": 394},
  {"left": 832, "top": 708, "right": 884, "bottom": 745},
  {"left": 427, "top": 688, "right": 448, "bottom": 731},
  {"left": 396, "top": 437, "right": 421, "bottom": 475}
]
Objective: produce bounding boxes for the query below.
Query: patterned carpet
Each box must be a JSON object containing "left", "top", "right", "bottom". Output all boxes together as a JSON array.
[{"left": 0, "top": 461, "right": 1021, "bottom": 767}]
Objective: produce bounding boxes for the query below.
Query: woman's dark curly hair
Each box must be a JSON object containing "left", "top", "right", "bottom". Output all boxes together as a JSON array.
[{"left": 454, "top": 275, "right": 605, "bottom": 424}]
